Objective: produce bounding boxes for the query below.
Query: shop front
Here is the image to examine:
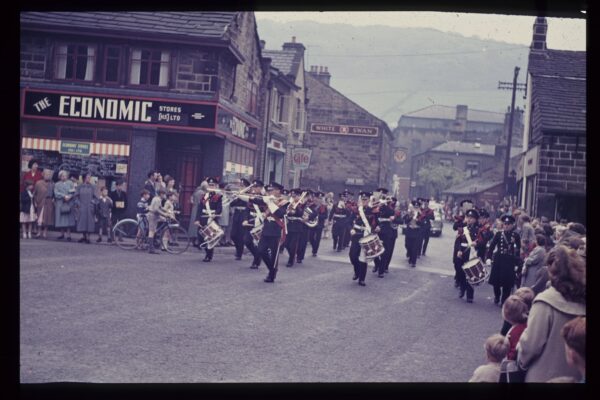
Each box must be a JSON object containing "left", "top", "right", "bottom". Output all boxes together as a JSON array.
[{"left": 21, "top": 87, "right": 259, "bottom": 223}]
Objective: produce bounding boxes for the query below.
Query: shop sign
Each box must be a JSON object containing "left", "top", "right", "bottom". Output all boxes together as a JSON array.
[
  {"left": 23, "top": 89, "right": 216, "bottom": 130},
  {"left": 345, "top": 178, "right": 365, "bottom": 185},
  {"left": 116, "top": 163, "right": 128, "bottom": 174},
  {"left": 310, "top": 123, "right": 378, "bottom": 137},
  {"left": 60, "top": 141, "right": 91, "bottom": 156},
  {"left": 291, "top": 148, "right": 312, "bottom": 170},
  {"left": 394, "top": 148, "right": 408, "bottom": 163},
  {"left": 216, "top": 107, "right": 257, "bottom": 144}
]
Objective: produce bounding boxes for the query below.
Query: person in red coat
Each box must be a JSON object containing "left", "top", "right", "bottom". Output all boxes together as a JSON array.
[{"left": 21, "top": 159, "right": 44, "bottom": 192}]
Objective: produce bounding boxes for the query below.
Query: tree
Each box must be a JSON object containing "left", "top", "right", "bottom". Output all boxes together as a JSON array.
[{"left": 416, "top": 163, "right": 464, "bottom": 198}]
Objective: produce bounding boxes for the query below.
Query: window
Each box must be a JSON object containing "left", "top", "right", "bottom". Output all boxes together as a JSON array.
[
  {"left": 130, "top": 49, "right": 170, "bottom": 87},
  {"left": 22, "top": 122, "right": 58, "bottom": 138},
  {"left": 55, "top": 44, "right": 96, "bottom": 81},
  {"left": 439, "top": 159, "right": 453, "bottom": 167},
  {"left": 270, "top": 88, "right": 280, "bottom": 122},
  {"left": 96, "top": 128, "right": 130, "bottom": 143},
  {"left": 466, "top": 161, "right": 479, "bottom": 177},
  {"left": 247, "top": 81, "right": 258, "bottom": 114},
  {"left": 294, "top": 98, "right": 305, "bottom": 131},
  {"left": 104, "top": 46, "right": 122, "bottom": 84},
  {"left": 60, "top": 126, "right": 94, "bottom": 141},
  {"left": 411, "top": 139, "right": 421, "bottom": 153}
]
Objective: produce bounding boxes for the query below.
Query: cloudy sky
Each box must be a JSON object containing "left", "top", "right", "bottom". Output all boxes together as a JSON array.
[{"left": 255, "top": 12, "right": 586, "bottom": 51}]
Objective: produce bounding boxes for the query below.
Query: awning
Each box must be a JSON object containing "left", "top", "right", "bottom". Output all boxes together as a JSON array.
[{"left": 22, "top": 137, "right": 130, "bottom": 156}]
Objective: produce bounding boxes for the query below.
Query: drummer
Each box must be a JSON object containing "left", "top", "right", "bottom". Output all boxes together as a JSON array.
[
  {"left": 475, "top": 208, "right": 494, "bottom": 259},
  {"left": 243, "top": 179, "right": 266, "bottom": 269},
  {"left": 455, "top": 208, "right": 481, "bottom": 303},
  {"left": 349, "top": 191, "right": 374, "bottom": 287},
  {"left": 193, "top": 177, "right": 223, "bottom": 263}
]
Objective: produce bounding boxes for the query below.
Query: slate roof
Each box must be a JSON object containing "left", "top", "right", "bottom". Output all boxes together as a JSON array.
[
  {"left": 402, "top": 105, "right": 505, "bottom": 124},
  {"left": 262, "top": 50, "right": 296, "bottom": 76},
  {"left": 428, "top": 141, "right": 521, "bottom": 158},
  {"left": 20, "top": 11, "right": 237, "bottom": 40},
  {"left": 442, "top": 177, "right": 504, "bottom": 195},
  {"left": 527, "top": 49, "right": 586, "bottom": 133},
  {"left": 528, "top": 49, "right": 587, "bottom": 79}
]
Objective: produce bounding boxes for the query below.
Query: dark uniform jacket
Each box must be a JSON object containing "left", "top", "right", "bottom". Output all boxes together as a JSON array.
[
  {"left": 475, "top": 223, "right": 494, "bottom": 259},
  {"left": 418, "top": 207, "right": 435, "bottom": 232},
  {"left": 286, "top": 201, "right": 305, "bottom": 233},
  {"left": 486, "top": 228, "right": 521, "bottom": 287},
  {"left": 403, "top": 212, "right": 423, "bottom": 239},
  {"left": 456, "top": 222, "right": 481, "bottom": 263},
  {"left": 312, "top": 204, "right": 329, "bottom": 228},
  {"left": 328, "top": 202, "right": 350, "bottom": 223},
  {"left": 195, "top": 192, "right": 222, "bottom": 226},
  {"left": 375, "top": 203, "right": 395, "bottom": 236},
  {"left": 109, "top": 189, "right": 128, "bottom": 217},
  {"left": 350, "top": 205, "right": 377, "bottom": 238}
]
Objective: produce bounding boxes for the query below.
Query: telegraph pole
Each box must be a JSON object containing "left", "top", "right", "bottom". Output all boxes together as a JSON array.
[{"left": 498, "top": 67, "right": 526, "bottom": 204}]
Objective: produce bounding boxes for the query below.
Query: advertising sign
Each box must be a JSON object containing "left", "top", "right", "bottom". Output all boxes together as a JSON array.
[
  {"left": 310, "top": 123, "right": 378, "bottom": 137},
  {"left": 291, "top": 148, "right": 312, "bottom": 170},
  {"left": 60, "top": 141, "right": 91, "bottom": 156}
]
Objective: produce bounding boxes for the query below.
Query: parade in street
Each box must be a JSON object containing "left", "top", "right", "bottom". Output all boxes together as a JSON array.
[{"left": 19, "top": 10, "right": 586, "bottom": 385}]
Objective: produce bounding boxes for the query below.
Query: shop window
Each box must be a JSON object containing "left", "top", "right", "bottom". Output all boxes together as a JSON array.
[
  {"left": 22, "top": 122, "right": 58, "bottom": 138},
  {"left": 466, "top": 161, "right": 479, "bottom": 177},
  {"left": 96, "top": 129, "right": 130, "bottom": 143},
  {"left": 55, "top": 44, "right": 96, "bottom": 82},
  {"left": 60, "top": 126, "right": 94, "bottom": 141},
  {"left": 130, "top": 48, "right": 170, "bottom": 87},
  {"left": 104, "top": 46, "right": 122, "bottom": 84}
]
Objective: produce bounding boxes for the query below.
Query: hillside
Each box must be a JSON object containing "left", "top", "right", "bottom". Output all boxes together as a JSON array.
[{"left": 256, "top": 19, "right": 529, "bottom": 127}]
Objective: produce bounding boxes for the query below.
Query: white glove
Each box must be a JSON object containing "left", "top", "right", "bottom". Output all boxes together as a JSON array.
[{"left": 485, "top": 259, "right": 492, "bottom": 266}]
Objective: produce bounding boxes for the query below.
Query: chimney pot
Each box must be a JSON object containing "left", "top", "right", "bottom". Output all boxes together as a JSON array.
[{"left": 324, "top": 66, "right": 328, "bottom": 73}]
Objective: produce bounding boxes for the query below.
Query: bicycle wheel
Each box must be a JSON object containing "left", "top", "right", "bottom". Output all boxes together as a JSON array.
[
  {"left": 112, "top": 219, "right": 141, "bottom": 250},
  {"left": 161, "top": 225, "right": 190, "bottom": 254}
]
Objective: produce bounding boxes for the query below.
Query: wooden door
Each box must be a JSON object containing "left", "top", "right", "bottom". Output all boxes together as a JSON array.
[{"left": 176, "top": 153, "right": 203, "bottom": 227}]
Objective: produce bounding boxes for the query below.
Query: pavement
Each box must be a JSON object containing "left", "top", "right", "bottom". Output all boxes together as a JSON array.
[{"left": 20, "top": 224, "right": 506, "bottom": 383}]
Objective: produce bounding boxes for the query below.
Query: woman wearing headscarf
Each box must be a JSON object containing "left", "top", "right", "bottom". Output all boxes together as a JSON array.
[{"left": 33, "top": 169, "right": 55, "bottom": 239}]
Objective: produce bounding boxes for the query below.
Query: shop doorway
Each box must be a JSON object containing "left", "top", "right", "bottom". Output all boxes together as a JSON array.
[{"left": 555, "top": 194, "right": 586, "bottom": 224}]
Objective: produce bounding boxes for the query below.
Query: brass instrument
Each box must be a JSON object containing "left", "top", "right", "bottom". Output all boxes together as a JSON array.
[
  {"left": 302, "top": 207, "right": 318, "bottom": 228},
  {"left": 220, "top": 183, "right": 256, "bottom": 208},
  {"left": 288, "top": 191, "right": 307, "bottom": 213}
]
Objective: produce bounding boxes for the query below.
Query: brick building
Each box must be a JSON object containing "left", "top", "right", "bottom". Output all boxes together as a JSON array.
[
  {"left": 392, "top": 104, "right": 523, "bottom": 200},
  {"left": 301, "top": 66, "right": 394, "bottom": 195},
  {"left": 519, "top": 17, "right": 586, "bottom": 223},
  {"left": 20, "top": 12, "right": 266, "bottom": 225},
  {"left": 261, "top": 37, "right": 307, "bottom": 189}
]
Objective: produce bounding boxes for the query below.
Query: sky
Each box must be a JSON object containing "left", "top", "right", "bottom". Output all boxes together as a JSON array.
[{"left": 255, "top": 12, "right": 586, "bottom": 51}]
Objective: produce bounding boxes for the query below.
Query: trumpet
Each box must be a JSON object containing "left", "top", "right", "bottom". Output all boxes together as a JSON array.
[
  {"left": 288, "top": 191, "right": 307, "bottom": 213},
  {"left": 220, "top": 183, "right": 256, "bottom": 208}
]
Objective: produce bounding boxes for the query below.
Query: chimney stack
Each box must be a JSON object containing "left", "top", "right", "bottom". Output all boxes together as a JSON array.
[
  {"left": 292, "top": 36, "right": 296, "bottom": 43},
  {"left": 308, "top": 65, "right": 331, "bottom": 86},
  {"left": 531, "top": 16, "right": 548, "bottom": 53},
  {"left": 454, "top": 105, "right": 468, "bottom": 133}
]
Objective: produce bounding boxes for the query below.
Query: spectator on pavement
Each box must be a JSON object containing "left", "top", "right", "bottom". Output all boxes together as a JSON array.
[
  {"left": 54, "top": 170, "right": 76, "bottom": 241},
  {"left": 558, "top": 316, "right": 586, "bottom": 383},
  {"left": 521, "top": 235, "right": 547, "bottom": 289},
  {"left": 95, "top": 186, "right": 113, "bottom": 243},
  {"left": 75, "top": 172, "right": 98, "bottom": 244},
  {"left": 500, "top": 286, "right": 534, "bottom": 335},
  {"left": 32, "top": 169, "right": 55, "bottom": 239},
  {"left": 468, "top": 334, "right": 510, "bottom": 382},
  {"left": 109, "top": 179, "right": 128, "bottom": 227},
  {"left": 517, "top": 245, "right": 586, "bottom": 382},
  {"left": 144, "top": 170, "right": 157, "bottom": 198},
  {"left": 20, "top": 180, "right": 37, "bottom": 239},
  {"left": 502, "top": 295, "right": 529, "bottom": 360}
]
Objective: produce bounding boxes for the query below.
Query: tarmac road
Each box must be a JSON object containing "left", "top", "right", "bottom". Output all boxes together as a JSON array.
[{"left": 20, "top": 227, "right": 504, "bottom": 383}]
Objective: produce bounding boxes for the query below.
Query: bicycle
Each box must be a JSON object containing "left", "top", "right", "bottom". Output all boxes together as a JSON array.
[{"left": 112, "top": 212, "right": 190, "bottom": 254}]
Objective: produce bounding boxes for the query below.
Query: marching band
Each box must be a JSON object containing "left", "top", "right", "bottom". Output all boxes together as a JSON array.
[{"left": 188, "top": 177, "right": 520, "bottom": 299}]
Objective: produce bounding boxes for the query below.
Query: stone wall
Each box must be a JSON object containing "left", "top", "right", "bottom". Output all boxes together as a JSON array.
[{"left": 20, "top": 33, "right": 48, "bottom": 80}]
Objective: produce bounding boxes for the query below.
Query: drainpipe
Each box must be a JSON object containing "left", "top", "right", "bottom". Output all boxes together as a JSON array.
[{"left": 262, "top": 82, "right": 273, "bottom": 182}]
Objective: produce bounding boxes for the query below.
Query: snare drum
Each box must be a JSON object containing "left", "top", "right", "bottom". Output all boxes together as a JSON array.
[
  {"left": 198, "top": 220, "right": 224, "bottom": 249},
  {"left": 358, "top": 234, "right": 385, "bottom": 260},
  {"left": 250, "top": 224, "right": 263, "bottom": 242},
  {"left": 462, "top": 257, "right": 489, "bottom": 286}
]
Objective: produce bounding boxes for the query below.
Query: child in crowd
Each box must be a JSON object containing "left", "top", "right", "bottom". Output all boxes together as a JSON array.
[
  {"left": 500, "top": 287, "right": 534, "bottom": 335},
  {"left": 136, "top": 189, "right": 151, "bottom": 242},
  {"left": 561, "top": 316, "right": 586, "bottom": 383},
  {"left": 96, "top": 186, "right": 113, "bottom": 243},
  {"left": 469, "top": 334, "right": 510, "bottom": 382},
  {"left": 20, "top": 180, "right": 37, "bottom": 239},
  {"left": 502, "top": 295, "right": 529, "bottom": 360}
]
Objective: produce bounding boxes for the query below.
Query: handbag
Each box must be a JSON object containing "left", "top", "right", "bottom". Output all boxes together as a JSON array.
[
  {"left": 499, "top": 358, "right": 527, "bottom": 383},
  {"left": 60, "top": 202, "right": 72, "bottom": 214}
]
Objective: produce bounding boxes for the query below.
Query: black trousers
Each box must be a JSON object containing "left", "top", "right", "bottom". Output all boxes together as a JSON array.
[
  {"left": 332, "top": 220, "right": 345, "bottom": 251},
  {"left": 385, "top": 234, "right": 398, "bottom": 270},
  {"left": 243, "top": 228, "right": 261, "bottom": 266},
  {"left": 405, "top": 234, "right": 421, "bottom": 265},
  {"left": 296, "top": 228, "right": 309, "bottom": 261},
  {"left": 258, "top": 235, "right": 280, "bottom": 280},
  {"left": 309, "top": 226, "right": 323, "bottom": 255},
  {"left": 343, "top": 225, "right": 352, "bottom": 248},
  {"left": 376, "top": 232, "right": 395, "bottom": 273},
  {"left": 349, "top": 235, "right": 367, "bottom": 282},
  {"left": 455, "top": 260, "right": 474, "bottom": 300},
  {"left": 231, "top": 212, "right": 246, "bottom": 257},
  {"left": 420, "top": 229, "right": 431, "bottom": 255},
  {"left": 285, "top": 230, "right": 302, "bottom": 265},
  {"left": 494, "top": 284, "right": 513, "bottom": 305}
]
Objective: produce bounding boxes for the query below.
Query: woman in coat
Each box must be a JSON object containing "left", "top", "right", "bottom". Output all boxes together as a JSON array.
[
  {"left": 520, "top": 234, "right": 547, "bottom": 288},
  {"left": 517, "top": 245, "right": 586, "bottom": 382},
  {"left": 33, "top": 169, "right": 55, "bottom": 239},
  {"left": 54, "top": 170, "right": 76, "bottom": 241},
  {"left": 74, "top": 172, "right": 98, "bottom": 243}
]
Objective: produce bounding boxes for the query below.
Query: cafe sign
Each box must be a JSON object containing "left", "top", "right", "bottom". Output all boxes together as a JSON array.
[
  {"left": 291, "top": 148, "right": 312, "bottom": 170},
  {"left": 310, "top": 123, "right": 378, "bottom": 137},
  {"left": 23, "top": 89, "right": 216, "bottom": 130}
]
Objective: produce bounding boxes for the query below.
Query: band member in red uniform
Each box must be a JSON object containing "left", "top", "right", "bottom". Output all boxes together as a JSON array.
[
  {"left": 230, "top": 178, "right": 251, "bottom": 261},
  {"left": 371, "top": 188, "right": 393, "bottom": 278},
  {"left": 329, "top": 192, "right": 351, "bottom": 252},
  {"left": 404, "top": 199, "right": 423, "bottom": 268},
  {"left": 193, "top": 177, "right": 222, "bottom": 262},
  {"left": 284, "top": 188, "right": 305, "bottom": 267},
  {"left": 242, "top": 180, "right": 266, "bottom": 269},
  {"left": 296, "top": 189, "right": 316, "bottom": 264},
  {"left": 417, "top": 197, "right": 435, "bottom": 257},
  {"left": 455, "top": 208, "right": 480, "bottom": 303},
  {"left": 309, "top": 191, "right": 329, "bottom": 257},
  {"left": 349, "top": 191, "right": 374, "bottom": 286},
  {"left": 384, "top": 197, "right": 403, "bottom": 273}
]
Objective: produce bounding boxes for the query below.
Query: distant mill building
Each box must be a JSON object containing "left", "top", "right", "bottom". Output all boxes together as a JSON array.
[{"left": 300, "top": 65, "right": 394, "bottom": 195}]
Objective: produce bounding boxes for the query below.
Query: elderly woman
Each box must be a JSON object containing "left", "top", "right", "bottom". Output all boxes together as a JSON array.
[
  {"left": 188, "top": 179, "right": 208, "bottom": 239},
  {"left": 54, "top": 170, "right": 76, "bottom": 241},
  {"left": 33, "top": 169, "right": 55, "bottom": 239},
  {"left": 517, "top": 245, "right": 586, "bottom": 382},
  {"left": 74, "top": 172, "right": 98, "bottom": 243}
]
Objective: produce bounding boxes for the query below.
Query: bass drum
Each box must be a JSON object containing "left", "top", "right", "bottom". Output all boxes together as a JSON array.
[
  {"left": 462, "top": 257, "right": 489, "bottom": 286},
  {"left": 358, "top": 234, "right": 385, "bottom": 260}
]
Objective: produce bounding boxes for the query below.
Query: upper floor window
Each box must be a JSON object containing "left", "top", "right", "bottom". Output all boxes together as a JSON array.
[
  {"left": 294, "top": 98, "right": 305, "bottom": 131},
  {"left": 466, "top": 161, "right": 479, "bottom": 177},
  {"left": 247, "top": 81, "right": 258, "bottom": 115},
  {"left": 103, "top": 46, "right": 122, "bottom": 84},
  {"left": 130, "top": 49, "right": 170, "bottom": 87},
  {"left": 55, "top": 44, "right": 96, "bottom": 81}
]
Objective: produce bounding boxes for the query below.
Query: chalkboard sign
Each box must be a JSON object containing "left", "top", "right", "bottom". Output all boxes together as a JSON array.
[{"left": 22, "top": 148, "right": 129, "bottom": 179}]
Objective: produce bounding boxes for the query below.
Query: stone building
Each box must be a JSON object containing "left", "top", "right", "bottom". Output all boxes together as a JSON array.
[
  {"left": 20, "top": 12, "right": 266, "bottom": 226},
  {"left": 519, "top": 17, "right": 586, "bottom": 223},
  {"left": 261, "top": 37, "right": 307, "bottom": 189},
  {"left": 301, "top": 66, "right": 394, "bottom": 195},
  {"left": 392, "top": 104, "right": 523, "bottom": 200}
]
